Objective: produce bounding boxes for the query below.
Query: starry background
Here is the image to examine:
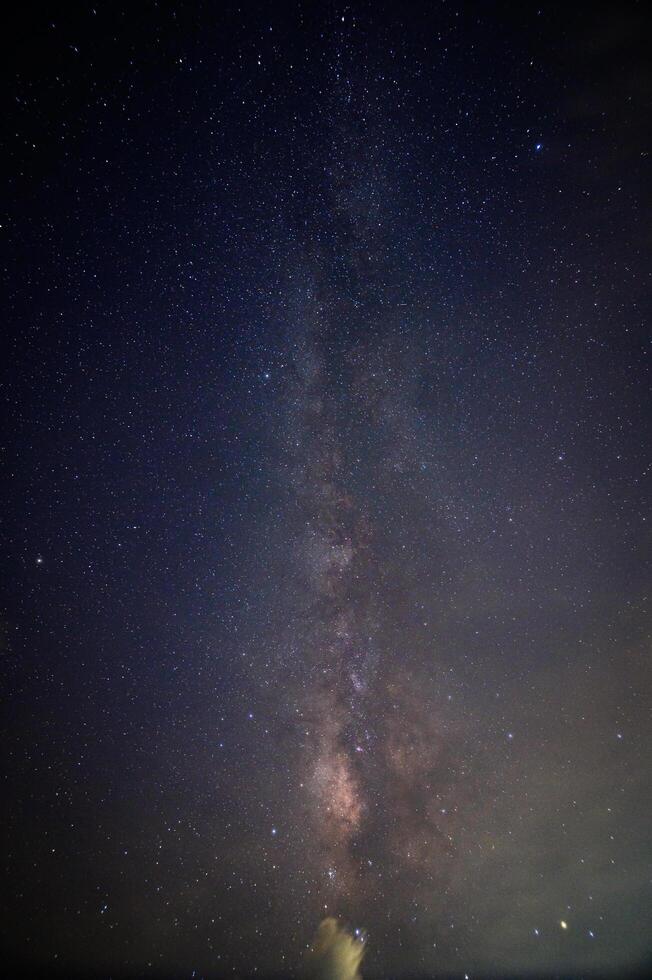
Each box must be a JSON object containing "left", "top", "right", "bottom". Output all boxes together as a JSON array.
[{"left": 1, "top": 2, "right": 651, "bottom": 977}]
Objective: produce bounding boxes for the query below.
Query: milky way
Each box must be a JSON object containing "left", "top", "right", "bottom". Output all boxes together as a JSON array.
[{"left": 281, "top": 251, "right": 476, "bottom": 926}]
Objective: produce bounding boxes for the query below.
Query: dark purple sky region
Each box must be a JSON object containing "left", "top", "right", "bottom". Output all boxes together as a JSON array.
[{"left": 2, "top": 3, "right": 650, "bottom": 978}]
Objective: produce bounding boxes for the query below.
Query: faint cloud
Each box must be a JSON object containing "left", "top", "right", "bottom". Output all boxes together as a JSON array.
[{"left": 303, "top": 918, "right": 365, "bottom": 980}]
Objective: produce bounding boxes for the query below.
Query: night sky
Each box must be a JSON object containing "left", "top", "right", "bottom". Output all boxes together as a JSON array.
[{"left": 2, "top": 2, "right": 651, "bottom": 978}]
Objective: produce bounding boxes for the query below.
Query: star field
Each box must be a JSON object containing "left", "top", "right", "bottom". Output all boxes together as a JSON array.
[{"left": 1, "top": 2, "right": 650, "bottom": 978}]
